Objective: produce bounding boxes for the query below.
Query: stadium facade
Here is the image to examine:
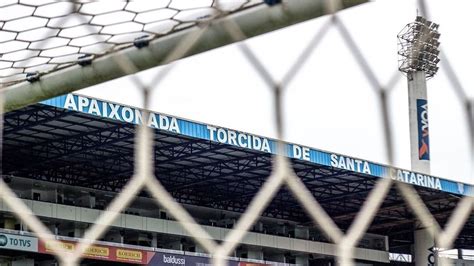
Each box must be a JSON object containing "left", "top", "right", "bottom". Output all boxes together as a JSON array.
[{"left": 1, "top": 93, "right": 473, "bottom": 265}]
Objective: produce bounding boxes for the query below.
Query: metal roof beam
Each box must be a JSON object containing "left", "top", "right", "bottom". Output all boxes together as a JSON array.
[
  {"left": 333, "top": 195, "right": 457, "bottom": 221},
  {"left": 4, "top": 109, "right": 73, "bottom": 134}
]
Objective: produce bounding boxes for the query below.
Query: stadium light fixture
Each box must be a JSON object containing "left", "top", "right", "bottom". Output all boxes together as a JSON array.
[{"left": 397, "top": 16, "right": 441, "bottom": 79}]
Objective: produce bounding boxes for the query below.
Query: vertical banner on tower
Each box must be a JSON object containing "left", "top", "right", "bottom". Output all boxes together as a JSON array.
[{"left": 417, "top": 99, "right": 430, "bottom": 160}]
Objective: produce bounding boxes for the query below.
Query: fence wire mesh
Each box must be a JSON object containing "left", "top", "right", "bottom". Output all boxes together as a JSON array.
[
  {"left": 0, "top": 0, "right": 262, "bottom": 86},
  {"left": 0, "top": 0, "right": 473, "bottom": 265}
]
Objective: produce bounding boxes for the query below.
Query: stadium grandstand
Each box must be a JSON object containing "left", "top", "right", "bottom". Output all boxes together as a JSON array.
[
  {"left": 1, "top": 0, "right": 474, "bottom": 266},
  {"left": 0, "top": 93, "right": 473, "bottom": 265}
]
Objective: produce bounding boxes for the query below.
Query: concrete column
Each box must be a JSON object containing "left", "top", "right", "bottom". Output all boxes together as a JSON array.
[
  {"left": 12, "top": 258, "right": 34, "bottom": 266},
  {"left": 195, "top": 244, "right": 206, "bottom": 254},
  {"left": 151, "top": 233, "right": 158, "bottom": 248},
  {"left": 0, "top": 262, "right": 10, "bottom": 266},
  {"left": 89, "top": 193, "right": 96, "bottom": 208},
  {"left": 104, "top": 231, "right": 122, "bottom": 243},
  {"left": 265, "top": 253, "right": 285, "bottom": 263},
  {"left": 47, "top": 224, "right": 58, "bottom": 235},
  {"left": 74, "top": 228, "right": 84, "bottom": 238},
  {"left": 254, "top": 222, "right": 264, "bottom": 232},
  {"left": 77, "top": 194, "right": 95, "bottom": 208},
  {"left": 168, "top": 240, "right": 183, "bottom": 250},
  {"left": 4, "top": 218, "right": 15, "bottom": 229},
  {"left": 36, "top": 259, "right": 57, "bottom": 266},
  {"left": 247, "top": 248, "right": 264, "bottom": 260},
  {"left": 414, "top": 228, "right": 436, "bottom": 265},
  {"left": 295, "top": 226, "right": 309, "bottom": 240},
  {"left": 295, "top": 254, "right": 309, "bottom": 266},
  {"left": 407, "top": 71, "right": 430, "bottom": 174},
  {"left": 20, "top": 221, "right": 27, "bottom": 232}
]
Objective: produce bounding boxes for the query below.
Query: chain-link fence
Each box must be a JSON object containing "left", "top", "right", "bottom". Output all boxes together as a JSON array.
[{"left": 0, "top": 0, "right": 473, "bottom": 265}]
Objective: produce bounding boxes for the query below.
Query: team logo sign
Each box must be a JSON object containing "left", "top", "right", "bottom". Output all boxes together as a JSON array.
[
  {"left": 0, "top": 235, "right": 7, "bottom": 246},
  {"left": 0, "top": 233, "right": 37, "bottom": 252},
  {"left": 417, "top": 99, "right": 430, "bottom": 160}
]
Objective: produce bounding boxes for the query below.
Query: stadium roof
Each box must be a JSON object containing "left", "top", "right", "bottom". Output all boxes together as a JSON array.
[{"left": 3, "top": 93, "right": 474, "bottom": 250}]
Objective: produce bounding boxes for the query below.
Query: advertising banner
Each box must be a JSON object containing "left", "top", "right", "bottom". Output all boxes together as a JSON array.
[
  {"left": 0, "top": 232, "right": 38, "bottom": 252},
  {"left": 40, "top": 94, "right": 473, "bottom": 196},
  {"left": 416, "top": 99, "right": 430, "bottom": 160},
  {"left": 39, "top": 239, "right": 151, "bottom": 264},
  {"left": 148, "top": 252, "right": 240, "bottom": 266}
]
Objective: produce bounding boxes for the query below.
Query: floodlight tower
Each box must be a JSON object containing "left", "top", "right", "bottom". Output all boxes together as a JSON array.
[
  {"left": 398, "top": 16, "right": 441, "bottom": 266},
  {"left": 398, "top": 16, "right": 441, "bottom": 174}
]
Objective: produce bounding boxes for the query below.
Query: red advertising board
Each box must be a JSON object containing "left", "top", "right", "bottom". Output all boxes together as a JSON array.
[{"left": 39, "top": 239, "right": 153, "bottom": 264}]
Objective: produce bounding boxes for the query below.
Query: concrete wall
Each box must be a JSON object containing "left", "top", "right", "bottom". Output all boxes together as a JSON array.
[{"left": 0, "top": 198, "right": 389, "bottom": 263}]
